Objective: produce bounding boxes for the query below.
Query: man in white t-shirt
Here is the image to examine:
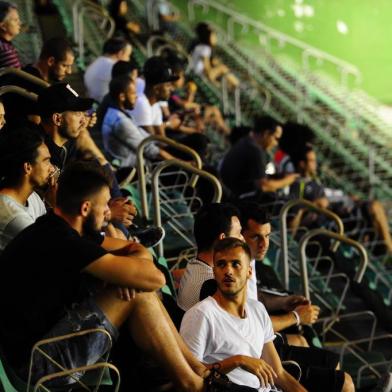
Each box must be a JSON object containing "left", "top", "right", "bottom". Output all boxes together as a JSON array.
[
  {"left": 130, "top": 55, "right": 181, "bottom": 136},
  {"left": 0, "top": 126, "right": 55, "bottom": 252},
  {"left": 84, "top": 37, "right": 132, "bottom": 103},
  {"left": 181, "top": 237, "right": 305, "bottom": 392}
]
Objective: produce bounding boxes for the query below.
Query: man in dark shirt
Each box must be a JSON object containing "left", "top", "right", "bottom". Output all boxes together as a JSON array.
[
  {"left": 220, "top": 116, "right": 299, "bottom": 201},
  {"left": 1, "top": 37, "right": 74, "bottom": 128},
  {"left": 290, "top": 144, "right": 392, "bottom": 254},
  {"left": 38, "top": 82, "right": 93, "bottom": 169},
  {"left": 23, "top": 36, "right": 74, "bottom": 84},
  {"left": 0, "top": 1, "right": 21, "bottom": 68},
  {"left": 0, "top": 161, "right": 211, "bottom": 391}
]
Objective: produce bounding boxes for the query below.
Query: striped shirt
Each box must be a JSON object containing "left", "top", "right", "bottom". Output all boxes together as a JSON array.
[
  {"left": 177, "top": 258, "right": 258, "bottom": 311},
  {"left": 0, "top": 37, "right": 21, "bottom": 68}
]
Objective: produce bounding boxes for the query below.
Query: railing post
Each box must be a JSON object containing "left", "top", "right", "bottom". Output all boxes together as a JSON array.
[
  {"left": 299, "top": 229, "right": 368, "bottom": 299},
  {"left": 234, "top": 86, "right": 241, "bottom": 126},
  {"left": 279, "top": 199, "right": 344, "bottom": 291},
  {"left": 221, "top": 75, "right": 229, "bottom": 115},
  {"left": 151, "top": 159, "right": 222, "bottom": 257}
]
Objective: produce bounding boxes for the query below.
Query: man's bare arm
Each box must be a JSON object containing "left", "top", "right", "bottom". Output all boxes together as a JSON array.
[{"left": 84, "top": 249, "right": 165, "bottom": 292}]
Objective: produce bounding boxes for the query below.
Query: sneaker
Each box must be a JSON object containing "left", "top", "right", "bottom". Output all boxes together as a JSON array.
[
  {"left": 205, "top": 370, "right": 258, "bottom": 392},
  {"left": 372, "top": 373, "right": 392, "bottom": 392},
  {"left": 130, "top": 226, "right": 165, "bottom": 248}
]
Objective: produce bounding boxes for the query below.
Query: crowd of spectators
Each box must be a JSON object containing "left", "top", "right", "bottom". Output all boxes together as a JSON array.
[{"left": 0, "top": 0, "right": 390, "bottom": 391}]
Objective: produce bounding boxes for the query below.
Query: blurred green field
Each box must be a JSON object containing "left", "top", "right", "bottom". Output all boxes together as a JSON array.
[{"left": 173, "top": 0, "right": 392, "bottom": 104}]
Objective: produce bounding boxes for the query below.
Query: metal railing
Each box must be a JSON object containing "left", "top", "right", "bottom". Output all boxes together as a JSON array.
[
  {"left": 187, "top": 0, "right": 361, "bottom": 87},
  {"left": 0, "top": 85, "right": 38, "bottom": 100},
  {"left": 0, "top": 67, "right": 49, "bottom": 88},
  {"left": 72, "top": 0, "right": 115, "bottom": 67},
  {"left": 299, "top": 229, "right": 368, "bottom": 299},
  {"left": 27, "top": 328, "right": 118, "bottom": 391},
  {"left": 151, "top": 159, "right": 222, "bottom": 257},
  {"left": 279, "top": 199, "right": 344, "bottom": 291},
  {"left": 136, "top": 135, "right": 202, "bottom": 219}
]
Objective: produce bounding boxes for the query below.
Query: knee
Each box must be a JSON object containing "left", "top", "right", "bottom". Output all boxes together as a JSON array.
[{"left": 341, "top": 372, "right": 355, "bottom": 392}]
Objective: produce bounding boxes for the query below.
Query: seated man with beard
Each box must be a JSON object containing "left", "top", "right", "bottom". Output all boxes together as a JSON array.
[
  {"left": 0, "top": 126, "right": 55, "bottom": 252},
  {"left": 0, "top": 160, "right": 234, "bottom": 392}
]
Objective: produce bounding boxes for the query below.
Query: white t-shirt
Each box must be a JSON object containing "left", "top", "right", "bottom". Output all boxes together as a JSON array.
[
  {"left": 191, "top": 44, "right": 212, "bottom": 75},
  {"left": 0, "top": 192, "right": 46, "bottom": 252},
  {"left": 180, "top": 296, "right": 275, "bottom": 391},
  {"left": 177, "top": 258, "right": 258, "bottom": 311},
  {"left": 136, "top": 77, "right": 145, "bottom": 95},
  {"left": 130, "top": 93, "right": 163, "bottom": 127},
  {"left": 84, "top": 56, "right": 116, "bottom": 102}
]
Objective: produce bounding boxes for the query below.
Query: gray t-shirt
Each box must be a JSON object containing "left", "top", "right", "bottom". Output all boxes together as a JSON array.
[{"left": 0, "top": 192, "right": 46, "bottom": 252}]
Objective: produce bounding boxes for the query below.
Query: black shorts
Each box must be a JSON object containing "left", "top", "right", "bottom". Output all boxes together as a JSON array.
[{"left": 274, "top": 337, "right": 345, "bottom": 392}]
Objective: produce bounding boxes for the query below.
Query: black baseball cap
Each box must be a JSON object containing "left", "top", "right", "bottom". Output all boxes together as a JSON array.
[
  {"left": 143, "top": 56, "right": 179, "bottom": 86},
  {"left": 38, "top": 83, "right": 94, "bottom": 116}
]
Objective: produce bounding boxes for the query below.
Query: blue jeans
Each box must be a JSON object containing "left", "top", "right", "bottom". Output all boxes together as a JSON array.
[{"left": 20, "top": 297, "right": 118, "bottom": 387}]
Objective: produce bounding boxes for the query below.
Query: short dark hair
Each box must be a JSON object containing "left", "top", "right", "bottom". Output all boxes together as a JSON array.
[
  {"left": 213, "top": 237, "right": 251, "bottom": 262},
  {"left": 195, "top": 22, "right": 213, "bottom": 46},
  {"left": 0, "top": 126, "right": 44, "bottom": 188},
  {"left": 291, "top": 143, "right": 315, "bottom": 170},
  {"left": 279, "top": 122, "right": 314, "bottom": 156},
  {"left": 109, "top": 75, "right": 133, "bottom": 100},
  {"left": 237, "top": 201, "right": 271, "bottom": 231},
  {"left": 0, "top": 1, "right": 16, "bottom": 23},
  {"left": 103, "top": 37, "right": 130, "bottom": 55},
  {"left": 253, "top": 115, "right": 280, "bottom": 136},
  {"left": 111, "top": 60, "right": 136, "bottom": 79},
  {"left": 194, "top": 203, "right": 240, "bottom": 252},
  {"left": 56, "top": 160, "right": 111, "bottom": 215},
  {"left": 229, "top": 125, "right": 252, "bottom": 145},
  {"left": 39, "top": 37, "right": 73, "bottom": 62}
]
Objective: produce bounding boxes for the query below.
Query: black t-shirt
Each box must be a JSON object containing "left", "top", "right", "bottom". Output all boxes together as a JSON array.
[
  {"left": 220, "top": 136, "right": 268, "bottom": 196},
  {"left": 38, "top": 126, "right": 78, "bottom": 170},
  {"left": 0, "top": 212, "right": 107, "bottom": 368}
]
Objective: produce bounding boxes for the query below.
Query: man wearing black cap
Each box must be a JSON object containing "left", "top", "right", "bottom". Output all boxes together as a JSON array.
[
  {"left": 37, "top": 82, "right": 149, "bottom": 242},
  {"left": 38, "top": 82, "right": 95, "bottom": 170},
  {"left": 131, "top": 55, "right": 181, "bottom": 136}
]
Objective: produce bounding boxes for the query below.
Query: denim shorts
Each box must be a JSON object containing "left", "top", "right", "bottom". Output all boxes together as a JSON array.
[{"left": 21, "top": 297, "right": 119, "bottom": 387}]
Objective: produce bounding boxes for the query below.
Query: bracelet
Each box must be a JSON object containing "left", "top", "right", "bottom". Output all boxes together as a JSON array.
[
  {"left": 212, "top": 362, "right": 221, "bottom": 370},
  {"left": 292, "top": 310, "right": 300, "bottom": 326}
]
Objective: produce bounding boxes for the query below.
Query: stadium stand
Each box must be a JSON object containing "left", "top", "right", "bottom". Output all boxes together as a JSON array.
[{"left": 0, "top": 0, "right": 391, "bottom": 391}]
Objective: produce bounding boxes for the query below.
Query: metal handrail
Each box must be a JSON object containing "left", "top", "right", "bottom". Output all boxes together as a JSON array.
[
  {"left": 72, "top": 0, "right": 113, "bottom": 43},
  {"left": 34, "top": 362, "right": 120, "bottom": 392},
  {"left": 0, "top": 67, "right": 49, "bottom": 88},
  {"left": 187, "top": 0, "right": 361, "bottom": 86},
  {"left": 28, "top": 328, "right": 114, "bottom": 391},
  {"left": 79, "top": 5, "right": 115, "bottom": 66},
  {"left": 299, "top": 228, "right": 368, "bottom": 299},
  {"left": 279, "top": 199, "right": 344, "bottom": 290},
  {"left": 72, "top": 0, "right": 115, "bottom": 66},
  {"left": 151, "top": 159, "right": 222, "bottom": 257},
  {"left": 136, "top": 135, "right": 202, "bottom": 219},
  {"left": 0, "top": 85, "right": 38, "bottom": 100},
  {"left": 145, "top": 36, "right": 192, "bottom": 68}
]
